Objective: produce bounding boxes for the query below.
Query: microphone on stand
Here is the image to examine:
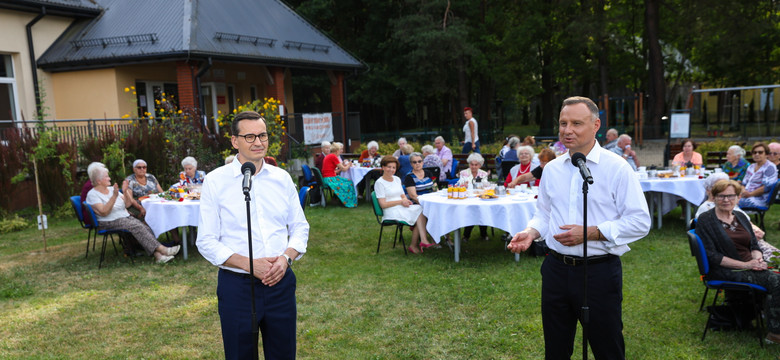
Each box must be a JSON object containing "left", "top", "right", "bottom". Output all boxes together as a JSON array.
[
  {"left": 571, "top": 152, "right": 593, "bottom": 184},
  {"left": 241, "top": 162, "right": 256, "bottom": 195}
]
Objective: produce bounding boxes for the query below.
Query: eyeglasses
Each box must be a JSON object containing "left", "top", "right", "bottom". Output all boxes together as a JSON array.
[
  {"left": 771, "top": 152, "right": 780, "bottom": 156},
  {"left": 752, "top": 150, "right": 765, "bottom": 155},
  {"left": 411, "top": 160, "right": 423, "bottom": 164},
  {"left": 715, "top": 194, "right": 738, "bottom": 201},
  {"left": 135, "top": 166, "right": 147, "bottom": 169},
  {"left": 236, "top": 132, "right": 269, "bottom": 143}
]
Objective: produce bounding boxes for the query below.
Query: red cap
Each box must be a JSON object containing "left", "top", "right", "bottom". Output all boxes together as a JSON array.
[{"left": 464, "top": 107, "right": 472, "bottom": 112}]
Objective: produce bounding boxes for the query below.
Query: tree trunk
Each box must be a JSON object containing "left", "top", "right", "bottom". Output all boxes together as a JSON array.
[
  {"left": 540, "top": 49, "right": 555, "bottom": 137},
  {"left": 645, "top": 0, "right": 665, "bottom": 138}
]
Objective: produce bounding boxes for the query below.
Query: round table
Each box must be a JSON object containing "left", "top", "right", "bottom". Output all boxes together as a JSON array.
[
  {"left": 142, "top": 198, "right": 200, "bottom": 260},
  {"left": 639, "top": 176, "right": 705, "bottom": 229},
  {"left": 418, "top": 190, "right": 537, "bottom": 262}
]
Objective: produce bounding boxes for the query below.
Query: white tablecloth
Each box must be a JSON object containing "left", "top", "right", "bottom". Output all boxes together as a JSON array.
[
  {"left": 342, "top": 167, "right": 374, "bottom": 194},
  {"left": 639, "top": 176, "right": 705, "bottom": 228},
  {"left": 418, "top": 191, "right": 537, "bottom": 262},
  {"left": 142, "top": 198, "right": 200, "bottom": 260}
]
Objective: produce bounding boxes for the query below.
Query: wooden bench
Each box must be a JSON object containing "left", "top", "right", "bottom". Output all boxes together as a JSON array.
[{"left": 705, "top": 151, "right": 752, "bottom": 170}]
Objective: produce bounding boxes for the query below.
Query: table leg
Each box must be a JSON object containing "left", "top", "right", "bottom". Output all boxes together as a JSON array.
[
  {"left": 182, "top": 226, "right": 188, "bottom": 260},
  {"left": 515, "top": 252, "right": 519, "bottom": 262},
  {"left": 657, "top": 192, "right": 663, "bottom": 229},
  {"left": 454, "top": 230, "right": 461, "bottom": 263},
  {"left": 648, "top": 193, "right": 655, "bottom": 228},
  {"left": 685, "top": 202, "right": 692, "bottom": 228}
]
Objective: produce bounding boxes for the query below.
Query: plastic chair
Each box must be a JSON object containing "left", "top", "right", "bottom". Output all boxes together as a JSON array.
[
  {"left": 298, "top": 186, "right": 310, "bottom": 209},
  {"left": 70, "top": 195, "right": 97, "bottom": 258},
  {"left": 310, "top": 166, "right": 333, "bottom": 207},
  {"left": 741, "top": 180, "right": 780, "bottom": 231},
  {"left": 83, "top": 202, "right": 134, "bottom": 269},
  {"left": 499, "top": 161, "right": 519, "bottom": 185},
  {"left": 687, "top": 229, "right": 766, "bottom": 347},
  {"left": 370, "top": 191, "right": 411, "bottom": 255},
  {"left": 446, "top": 159, "right": 460, "bottom": 185}
]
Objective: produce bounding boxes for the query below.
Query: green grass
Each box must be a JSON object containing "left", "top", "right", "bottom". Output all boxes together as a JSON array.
[{"left": 3, "top": 203, "right": 780, "bottom": 359}]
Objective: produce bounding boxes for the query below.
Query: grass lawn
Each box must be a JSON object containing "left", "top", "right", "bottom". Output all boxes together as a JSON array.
[{"left": 3, "top": 201, "right": 780, "bottom": 359}]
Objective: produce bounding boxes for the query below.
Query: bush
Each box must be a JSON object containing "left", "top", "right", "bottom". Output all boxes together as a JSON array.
[{"left": 0, "top": 214, "right": 30, "bottom": 234}]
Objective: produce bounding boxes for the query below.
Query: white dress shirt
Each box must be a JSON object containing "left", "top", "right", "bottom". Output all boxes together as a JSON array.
[
  {"left": 527, "top": 141, "right": 650, "bottom": 257},
  {"left": 197, "top": 158, "right": 309, "bottom": 273}
]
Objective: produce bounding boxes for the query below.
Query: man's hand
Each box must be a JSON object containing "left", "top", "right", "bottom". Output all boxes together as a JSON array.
[
  {"left": 553, "top": 225, "right": 587, "bottom": 246},
  {"left": 248, "top": 257, "right": 275, "bottom": 281},
  {"left": 507, "top": 230, "right": 537, "bottom": 254},
  {"left": 260, "top": 256, "right": 288, "bottom": 286}
]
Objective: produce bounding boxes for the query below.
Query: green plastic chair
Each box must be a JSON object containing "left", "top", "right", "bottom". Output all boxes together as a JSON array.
[{"left": 371, "top": 191, "right": 412, "bottom": 255}]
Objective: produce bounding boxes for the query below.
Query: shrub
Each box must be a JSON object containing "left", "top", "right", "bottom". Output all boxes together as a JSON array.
[{"left": 0, "top": 214, "right": 30, "bottom": 234}]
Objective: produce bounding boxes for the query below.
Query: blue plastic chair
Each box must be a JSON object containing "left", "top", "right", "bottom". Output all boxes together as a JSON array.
[
  {"left": 298, "top": 186, "right": 310, "bottom": 209},
  {"left": 70, "top": 195, "right": 97, "bottom": 258},
  {"left": 83, "top": 202, "right": 134, "bottom": 269},
  {"left": 446, "top": 159, "right": 460, "bottom": 185},
  {"left": 740, "top": 180, "right": 780, "bottom": 231},
  {"left": 687, "top": 229, "right": 766, "bottom": 346}
]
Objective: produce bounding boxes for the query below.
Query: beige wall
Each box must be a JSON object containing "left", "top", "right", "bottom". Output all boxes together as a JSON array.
[
  {"left": 0, "top": 9, "right": 74, "bottom": 120},
  {"left": 51, "top": 68, "right": 123, "bottom": 119}
]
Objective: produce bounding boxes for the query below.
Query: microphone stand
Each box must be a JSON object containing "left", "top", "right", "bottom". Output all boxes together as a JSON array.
[
  {"left": 581, "top": 179, "right": 589, "bottom": 360},
  {"left": 244, "top": 188, "right": 258, "bottom": 360}
]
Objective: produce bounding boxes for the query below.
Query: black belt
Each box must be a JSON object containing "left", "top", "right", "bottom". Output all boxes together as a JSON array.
[
  {"left": 220, "top": 268, "right": 252, "bottom": 279},
  {"left": 548, "top": 249, "right": 616, "bottom": 266}
]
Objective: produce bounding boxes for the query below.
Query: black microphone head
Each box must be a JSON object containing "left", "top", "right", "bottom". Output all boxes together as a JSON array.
[
  {"left": 571, "top": 152, "right": 587, "bottom": 166},
  {"left": 241, "top": 162, "right": 256, "bottom": 175}
]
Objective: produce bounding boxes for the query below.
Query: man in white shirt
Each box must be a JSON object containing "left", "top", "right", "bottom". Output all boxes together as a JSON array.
[
  {"left": 197, "top": 111, "right": 309, "bottom": 360},
  {"left": 508, "top": 97, "right": 650, "bottom": 359}
]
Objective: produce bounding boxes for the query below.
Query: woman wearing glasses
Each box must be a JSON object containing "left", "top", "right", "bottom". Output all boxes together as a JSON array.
[
  {"left": 721, "top": 145, "right": 750, "bottom": 181},
  {"left": 739, "top": 143, "right": 777, "bottom": 209},
  {"left": 321, "top": 142, "right": 358, "bottom": 208},
  {"left": 404, "top": 152, "right": 436, "bottom": 204},
  {"left": 124, "top": 159, "right": 164, "bottom": 219},
  {"left": 697, "top": 179, "right": 780, "bottom": 344}
]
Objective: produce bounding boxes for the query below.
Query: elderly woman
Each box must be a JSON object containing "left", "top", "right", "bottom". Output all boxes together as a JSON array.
[
  {"left": 697, "top": 179, "right": 780, "bottom": 344},
  {"left": 392, "top": 137, "right": 408, "bottom": 158},
  {"left": 501, "top": 136, "right": 521, "bottom": 163},
  {"left": 86, "top": 162, "right": 179, "bottom": 264},
  {"left": 314, "top": 140, "right": 331, "bottom": 173},
  {"left": 673, "top": 139, "right": 703, "bottom": 167},
  {"left": 421, "top": 144, "right": 445, "bottom": 181},
  {"left": 459, "top": 153, "right": 489, "bottom": 241},
  {"left": 321, "top": 142, "right": 357, "bottom": 208},
  {"left": 178, "top": 156, "right": 206, "bottom": 186},
  {"left": 739, "top": 143, "right": 777, "bottom": 209},
  {"left": 507, "top": 148, "right": 555, "bottom": 188},
  {"left": 359, "top": 141, "right": 381, "bottom": 165},
  {"left": 375, "top": 156, "right": 433, "bottom": 254},
  {"left": 397, "top": 144, "right": 414, "bottom": 178},
  {"left": 504, "top": 145, "right": 535, "bottom": 188},
  {"left": 722, "top": 145, "right": 750, "bottom": 181},
  {"left": 405, "top": 152, "right": 436, "bottom": 204},
  {"left": 124, "top": 159, "right": 164, "bottom": 218}
]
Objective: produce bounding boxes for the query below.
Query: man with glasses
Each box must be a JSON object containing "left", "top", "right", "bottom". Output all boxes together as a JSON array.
[
  {"left": 768, "top": 142, "right": 780, "bottom": 176},
  {"left": 197, "top": 111, "right": 309, "bottom": 360}
]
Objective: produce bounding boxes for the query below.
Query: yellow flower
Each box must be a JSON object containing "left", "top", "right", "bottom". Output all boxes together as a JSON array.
[
  {"left": 132, "top": 91, "right": 136, "bottom": 95},
  {"left": 162, "top": 92, "right": 166, "bottom": 96},
  {"left": 218, "top": 110, "right": 222, "bottom": 114},
  {"left": 131, "top": 86, "right": 135, "bottom": 90},
  {"left": 124, "top": 87, "right": 130, "bottom": 92},
  {"left": 161, "top": 116, "right": 166, "bottom": 120},
  {"left": 127, "top": 120, "right": 132, "bottom": 124},
  {"left": 233, "top": 109, "right": 237, "bottom": 113},
  {"left": 166, "top": 139, "right": 170, "bottom": 143},
  {"left": 178, "top": 110, "right": 182, "bottom": 114}
]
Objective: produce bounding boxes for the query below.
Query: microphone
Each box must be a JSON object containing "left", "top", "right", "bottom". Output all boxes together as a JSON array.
[
  {"left": 571, "top": 152, "right": 593, "bottom": 184},
  {"left": 241, "top": 162, "right": 256, "bottom": 194}
]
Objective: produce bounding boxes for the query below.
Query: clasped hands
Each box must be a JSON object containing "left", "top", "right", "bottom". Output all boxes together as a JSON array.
[
  {"left": 745, "top": 257, "right": 767, "bottom": 271},
  {"left": 251, "top": 256, "right": 288, "bottom": 286}
]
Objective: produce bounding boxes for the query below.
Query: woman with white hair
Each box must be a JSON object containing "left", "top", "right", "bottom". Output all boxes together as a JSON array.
[
  {"left": 124, "top": 159, "right": 164, "bottom": 219},
  {"left": 421, "top": 144, "right": 445, "bottom": 181},
  {"left": 722, "top": 145, "right": 750, "bottom": 181},
  {"left": 504, "top": 145, "right": 535, "bottom": 188},
  {"left": 86, "top": 162, "right": 179, "bottom": 264},
  {"left": 392, "top": 137, "right": 408, "bottom": 158},
  {"left": 178, "top": 156, "right": 206, "bottom": 186},
  {"left": 459, "top": 153, "right": 489, "bottom": 241},
  {"left": 359, "top": 141, "right": 382, "bottom": 165}
]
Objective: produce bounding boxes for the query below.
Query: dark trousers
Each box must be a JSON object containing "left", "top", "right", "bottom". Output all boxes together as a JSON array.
[
  {"left": 356, "top": 169, "right": 382, "bottom": 196},
  {"left": 462, "top": 225, "right": 487, "bottom": 239},
  {"left": 218, "top": 268, "right": 297, "bottom": 360},
  {"left": 540, "top": 254, "right": 624, "bottom": 360},
  {"left": 461, "top": 140, "right": 481, "bottom": 154}
]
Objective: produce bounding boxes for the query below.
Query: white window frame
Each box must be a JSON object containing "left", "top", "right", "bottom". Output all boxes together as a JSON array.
[{"left": 0, "top": 54, "right": 22, "bottom": 125}]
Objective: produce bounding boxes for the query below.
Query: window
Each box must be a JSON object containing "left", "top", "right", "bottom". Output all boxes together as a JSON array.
[{"left": 0, "top": 54, "right": 20, "bottom": 123}]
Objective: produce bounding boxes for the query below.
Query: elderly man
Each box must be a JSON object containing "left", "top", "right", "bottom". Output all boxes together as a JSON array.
[
  {"left": 508, "top": 96, "right": 650, "bottom": 359},
  {"left": 434, "top": 136, "right": 453, "bottom": 176},
  {"left": 602, "top": 128, "right": 618, "bottom": 150},
  {"left": 768, "top": 142, "right": 780, "bottom": 176},
  {"left": 314, "top": 141, "right": 331, "bottom": 172},
  {"left": 392, "top": 137, "right": 408, "bottom": 158},
  {"left": 610, "top": 134, "right": 639, "bottom": 171}
]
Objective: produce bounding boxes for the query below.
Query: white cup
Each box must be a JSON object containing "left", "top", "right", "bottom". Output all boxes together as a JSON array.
[
  {"left": 714, "top": 168, "right": 723, "bottom": 173},
  {"left": 519, "top": 184, "right": 529, "bottom": 192}
]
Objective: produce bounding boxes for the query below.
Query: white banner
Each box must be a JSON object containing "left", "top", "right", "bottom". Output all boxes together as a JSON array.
[
  {"left": 670, "top": 113, "right": 690, "bottom": 139},
  {"left": 302, "top": 113, "right": 334, "bottom": 145}
]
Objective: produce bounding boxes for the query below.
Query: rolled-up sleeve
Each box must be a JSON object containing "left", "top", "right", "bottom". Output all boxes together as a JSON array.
[
  {"left": 196, "top": 176, "right": 235, "bottom": 266},
  {"left": 599, "top": 169, "right": 651, "bottom": 248}
]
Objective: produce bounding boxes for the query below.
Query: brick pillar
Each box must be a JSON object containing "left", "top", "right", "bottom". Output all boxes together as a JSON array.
[
  {"left": 330, "top": 71, "right": 345, "bottom": 143},
  {"left": 176, "top": 61, "right": 197, "bottom": 112},
  {"left": 265, "top": 67, "right": 286, "bottom": 105}
]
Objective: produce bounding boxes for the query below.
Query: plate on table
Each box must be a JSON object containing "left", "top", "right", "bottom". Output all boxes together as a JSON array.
[{"left": 478, "top": 196, "right": 499, "bottom": 201}]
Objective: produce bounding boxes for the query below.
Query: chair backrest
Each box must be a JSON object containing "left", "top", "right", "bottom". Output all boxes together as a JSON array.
[
  {"left": 70, "top": 195, "right": 85, "bottom": 224},
  {"left": 767, "top": 179, "right": 780, "bottom": 206},
  {"left": 311, "top": 166, "right": 327, "bottom": 188},
  {"left": 423, "top": 166, "right": 440, "bottom": 182},
  {"left": 501, "top": 161, "right": 519, "bottom": 180},
  {"left": 83, "top": 202, "right": 101, "bottom": 229},
  {"left": 370, "top": 191, "right": 384, "bottom": 222},
  {"left": 449, "top": 159, "right": 459, "bottom": 178},
  {"left": 301, "top": 164, "right": 314, "bottom": 184},
  {"left": 298, "top": 186, "right": 310, "bottom": 209},
  {"left": 687, "top": 229, "right": 710, "bottom": 277}
]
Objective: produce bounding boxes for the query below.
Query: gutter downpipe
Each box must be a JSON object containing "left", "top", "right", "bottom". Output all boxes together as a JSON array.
[
  {"left": 26, "top": 6, "right": 46, "bottom": 120},
  {"left": 195, "top": 57, "right": 212, "bottom": 130}
]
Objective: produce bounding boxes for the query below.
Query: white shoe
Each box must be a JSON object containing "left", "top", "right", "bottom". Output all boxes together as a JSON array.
[
  {"left": 156, "top": 255, "right": 174, "bottom": 264},
  {"left": 166, "top": 245, "right": 180, "bottom": 256}
]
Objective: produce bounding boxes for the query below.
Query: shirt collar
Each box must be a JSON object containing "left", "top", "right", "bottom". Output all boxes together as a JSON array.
[
  {"left": 562, "top": 139, "right": 602, "bottom": 165},
  {"left": 231, "top": 156, "right": 266, "bottom": 178}
]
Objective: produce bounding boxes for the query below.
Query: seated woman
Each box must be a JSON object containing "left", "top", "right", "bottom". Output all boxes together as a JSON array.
[
  {"left": 504, "top": 145, "right": 535, "bottom": 188},
  {"left": 86, "top": 162, "right": 180, "bottom": 264},
  {"left": 459, "top": 153, "right": 489, "bottom": 241},
  {"left": 321, "top": 142, "right": 358, "bottom": 208},
  {"left": 359, "top": 141, "right": 382, "bottom": 166},
  {"left": 421, "top": 145, "right": 445, "bottom": 182},
  {"left": 696, "top": 179, "right": 780, "bottom": 344},
  {"left": 404, "top": 152, "right": 436, "bottom": 204},
  {"left": 124, "top": 159, "right": 164, "bottom": 219},
  {"left": 496, "top": 136, "right": 520, "bottom": 180},
  {"left": 695, "top": 174, "right": 778, "bottom": 262},
  {"left": 722, "top": 145, "right": 750, "bottom": 181},
  {"left": 672, "top": 138, "right": 703, "bottom": 167},
  {"left": 739, "top": 143, "right": 777, "bottom": 209},
  {"left": 178, "top": 156, "right": 206, "bottom": 186},
  {"left": 374, "top": 155, "right": 433, "bottom": 254},
  {"left": 397, "top": 144, "right": 414, "bottom": 178},
  {"left": 507, "top": 148, "right": 555, "bottom": 188}
]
